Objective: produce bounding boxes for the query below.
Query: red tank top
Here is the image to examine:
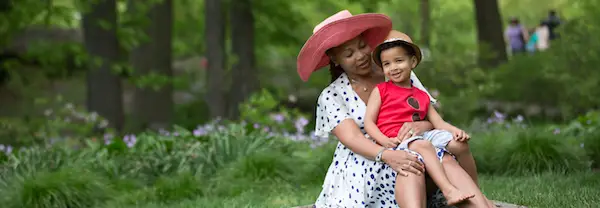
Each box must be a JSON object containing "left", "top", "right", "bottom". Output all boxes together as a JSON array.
[{"left": 376, "top": 81, "right": 430, "bottom": 138}]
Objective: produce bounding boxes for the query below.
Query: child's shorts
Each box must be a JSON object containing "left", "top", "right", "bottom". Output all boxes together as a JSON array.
[
  {"left": 398, "top": 129, "right": 453, "bottom": 150},
  {"left": 394, "top": 129, "right": 454, "bottom": 163}
]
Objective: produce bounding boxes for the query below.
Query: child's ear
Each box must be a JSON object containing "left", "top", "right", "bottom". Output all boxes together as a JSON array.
[{"left": 410, "top": 56, "right": 418, "bottom": 69}]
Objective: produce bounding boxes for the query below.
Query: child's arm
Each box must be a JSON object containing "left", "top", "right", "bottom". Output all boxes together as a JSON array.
[
  {"left": 426, "top": 106, "right": 452, "bottom": 130},
  {"left": 427, "top": 107, "right": 470, "bottom": 141},
  {"left": 364, "top": 88, "right": 401, "bottom": 148}
]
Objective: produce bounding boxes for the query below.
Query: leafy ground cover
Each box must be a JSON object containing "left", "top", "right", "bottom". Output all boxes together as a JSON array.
[{"left": 0, "top": 109, "right": 599, "bottom": 208}]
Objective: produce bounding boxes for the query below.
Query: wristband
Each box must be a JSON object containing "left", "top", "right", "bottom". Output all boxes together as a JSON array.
[{"left": 375, "top": 147, "right": 386, "bottom": 163}]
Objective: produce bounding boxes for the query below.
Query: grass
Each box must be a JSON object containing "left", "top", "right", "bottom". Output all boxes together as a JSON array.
[
  {"left": 2, "top": 120, "right": 599, "bottom": 208},
  {"left": 99, "top": 172, "right": 599, "bottom": 208}
]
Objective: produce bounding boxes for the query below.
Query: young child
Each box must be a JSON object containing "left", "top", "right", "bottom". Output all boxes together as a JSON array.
[
  {"left": 526, "top": 28, "right": 539, "bottom": 54},
  {"left": 364, "top": 31, "right": 479, "bottom": 206}
]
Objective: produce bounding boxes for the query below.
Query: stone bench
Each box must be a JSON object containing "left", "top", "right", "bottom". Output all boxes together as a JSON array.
[{"left": 293, "top": 201, "right": 527, "bottom": 208}]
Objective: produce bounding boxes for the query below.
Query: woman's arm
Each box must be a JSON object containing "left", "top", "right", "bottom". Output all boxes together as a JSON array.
[
  {"left": 364, "top": 88, "right": 400, "bottom": 147},
  {"left": 332, "top": 119, "right": 385, "bottom": 160},
  {"left": 332, "top": 120, "right": 424, "bottom": 175}
]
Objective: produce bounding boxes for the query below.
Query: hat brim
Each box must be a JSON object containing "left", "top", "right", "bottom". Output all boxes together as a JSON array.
[
  {"left": 372, "top": 40, "right": 423, "bottom": 69},
  {"left": 297, "top": 14, "right": 392, "bottom": 81}
]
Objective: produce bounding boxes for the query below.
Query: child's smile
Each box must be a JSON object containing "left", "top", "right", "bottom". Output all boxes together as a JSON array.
[{"left": 379, "top": 47, "right": 417, "bottom": 87}]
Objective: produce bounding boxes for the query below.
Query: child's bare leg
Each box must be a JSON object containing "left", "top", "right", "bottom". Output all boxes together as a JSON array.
[
  {"left": 446, "top": 140, "right": 497, "bottom": 207},
  {"left": 409, "top": 140, "right": 474, "bottom": 205},
  {"left": 440, "top": 154, "right": 492, "bottom": 208},
  {"left": 394, "top": 171, "right": 427, "bottom": 208},
  {"left": 446, "top": 140, "right": 478, "bottom": 184}
]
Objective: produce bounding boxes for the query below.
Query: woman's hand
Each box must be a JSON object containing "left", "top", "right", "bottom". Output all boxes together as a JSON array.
[
  {"left": 381, "top": 150, "right": 425, "bottom": 177},
  {"left": 396, "top": 121, "right": 434, "bottom": 141}
]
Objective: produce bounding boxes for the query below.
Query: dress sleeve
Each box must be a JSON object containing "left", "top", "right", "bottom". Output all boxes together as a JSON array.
[
  {"left": 314, "top": 88, "right": 353, "bottom": 138},
  {"left": 410, "top": 71, "right": 438, "bottom": 104}
]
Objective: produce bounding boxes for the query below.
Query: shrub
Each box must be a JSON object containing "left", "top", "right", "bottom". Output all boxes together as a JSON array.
[
  {"left": 0, "top": 167, "right": 113, "bottom": 208},
  {"left": 561, "top": 110, "right": 600, "bottom": 168},
  {"left": 471, "top": 122, "right": 589, "bottom": 175}
]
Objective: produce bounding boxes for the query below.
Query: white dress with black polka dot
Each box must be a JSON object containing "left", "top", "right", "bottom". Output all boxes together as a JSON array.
[{"left": 313, "top": 73, "right": 451, "bottom": 208}]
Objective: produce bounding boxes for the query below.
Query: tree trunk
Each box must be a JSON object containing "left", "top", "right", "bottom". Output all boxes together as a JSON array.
[
  {"left": 228, "top": 0, "right": 256, "bottom": 118},
  {"left": 205, "top": 0, "right": 227, "bottom": 119},
  {"left": 130, "top": 0, "right": 174, "bottom": 131},
  {"left": 473, "top": 0, "right": 507, "bottom": 68},
  {"left": 419, "top": 0, "right": 431, "bottom": 47},
  {"left": 82, "top": 0, "right": 124, "bottom": 131}
]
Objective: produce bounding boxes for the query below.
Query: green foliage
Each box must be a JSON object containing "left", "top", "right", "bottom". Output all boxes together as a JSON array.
[
  {"left": 0, "top": 167, "right": 114, "bottom": 208},
  {"left": 1, "top": 112, "right": 600, "bottom": 207},
  {"left": 0, "top": 96, "right": 114, "bottom": 147},
  {"left": 239, "top": 89, "right": 311, "bottom": 134},
  {"left": 471, "top": 119, "right": 589, "bottom": 175},
  {"left": 560, "top": 110, "right": 600, "bottom": 168}
]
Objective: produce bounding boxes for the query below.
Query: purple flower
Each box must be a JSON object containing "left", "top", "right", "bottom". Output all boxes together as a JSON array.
[
  {"left": 123, "top": 134, "right": 137, "bottom": 148},
  {"left": 262, "top": 126, "right": 270, "bottom": 132},
  {"left": 193, "top": 128, "right": 207, "bottom": 137},
  {"left": 159, "top": 129, "right": 170, "bottom": 136},
  {"left": 514, "top": 115, "right": 524, "bottom": 123},
  {"left": 253, "top": 123, "right": 260, "bottom": 129},
  {"left": 0, "top": 144, "right": 12, "bottom": 155},
  {"left": 103, "top": 133, "right": 113, "bottom": 140},
  {"left": 553, "top": 128, "right": 560, "bottom": 135},
  {"left": 493, "top": 111, "right": 505, "bottom": 121},
  {"left": 295, "top": 117, "right": 309, "bottom": 133},
  {"left": 270, "top": 113, "right": 285, "bottom": 123}
]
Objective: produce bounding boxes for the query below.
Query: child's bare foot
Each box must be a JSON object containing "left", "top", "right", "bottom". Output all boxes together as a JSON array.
[{"left": 443, "top": 188, "right": 475, "bottom": 205}]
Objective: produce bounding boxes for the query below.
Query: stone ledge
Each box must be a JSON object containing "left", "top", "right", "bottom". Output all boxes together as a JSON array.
[{"left": 292, "top": 200, "right": 527, "bottom": 208}]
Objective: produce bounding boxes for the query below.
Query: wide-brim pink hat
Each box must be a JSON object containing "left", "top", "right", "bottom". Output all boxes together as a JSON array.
[{"left": 296, "top": 10, "right": 392, "bottom": 81}]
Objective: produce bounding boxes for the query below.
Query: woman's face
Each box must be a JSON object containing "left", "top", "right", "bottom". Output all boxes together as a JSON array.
[{"left": 329, "top": 37, "right": 373, "bottom": 76}]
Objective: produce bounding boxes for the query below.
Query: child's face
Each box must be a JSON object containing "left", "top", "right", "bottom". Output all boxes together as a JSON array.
[{"left": 379, "top": 46, "right": 417, "bottom": 84}]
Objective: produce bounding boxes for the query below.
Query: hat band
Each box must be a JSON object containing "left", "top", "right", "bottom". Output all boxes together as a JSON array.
[{"left": 383, "top": 37, "right": 409, "bottom": 43}]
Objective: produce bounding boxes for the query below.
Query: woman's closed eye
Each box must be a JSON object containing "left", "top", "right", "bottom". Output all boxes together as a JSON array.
[
  {"left": 345, "top": 50, "right": 353, "bottom": 58},
  {"left": 358, "top": 41, "right": 366, "bottom": 49}
]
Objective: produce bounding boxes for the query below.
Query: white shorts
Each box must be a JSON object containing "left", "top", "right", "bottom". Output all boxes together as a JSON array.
[{"left": 398, "top": 129, "right": 453, "bottom": 150}]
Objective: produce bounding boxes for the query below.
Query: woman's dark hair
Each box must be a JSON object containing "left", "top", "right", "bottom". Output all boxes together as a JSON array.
[
  {"left": 326, "top": 49, "right": 345, "bottom": 83},
  {"left": 374, "top": 41, "right": 417, "bottom": 65},
  {"left": 510, "top": 17, "right": 520, "bottom": 25},
  {"left": 329, "top": 60, "right": 344, "bottom": 83}
]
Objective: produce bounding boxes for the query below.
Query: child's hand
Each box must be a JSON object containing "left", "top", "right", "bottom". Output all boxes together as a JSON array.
[
  {"left": 377, "top": 137, "right": 402, "bottom": 149},
  {"left": 449, "top": 127, "right": 470, "bottom": 142}
]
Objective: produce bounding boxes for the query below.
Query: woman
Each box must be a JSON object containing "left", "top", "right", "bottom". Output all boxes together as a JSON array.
[
  {"left": 504, "top": 17, "right": 529, "bottom": 55},
  {"left": 297, "top": 10, "right": 491, "bottom": 207}
]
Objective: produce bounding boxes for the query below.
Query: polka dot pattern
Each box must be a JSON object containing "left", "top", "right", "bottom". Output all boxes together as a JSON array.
[{"left": 314, "top": 73, "right": 453, "bottom": 208}]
